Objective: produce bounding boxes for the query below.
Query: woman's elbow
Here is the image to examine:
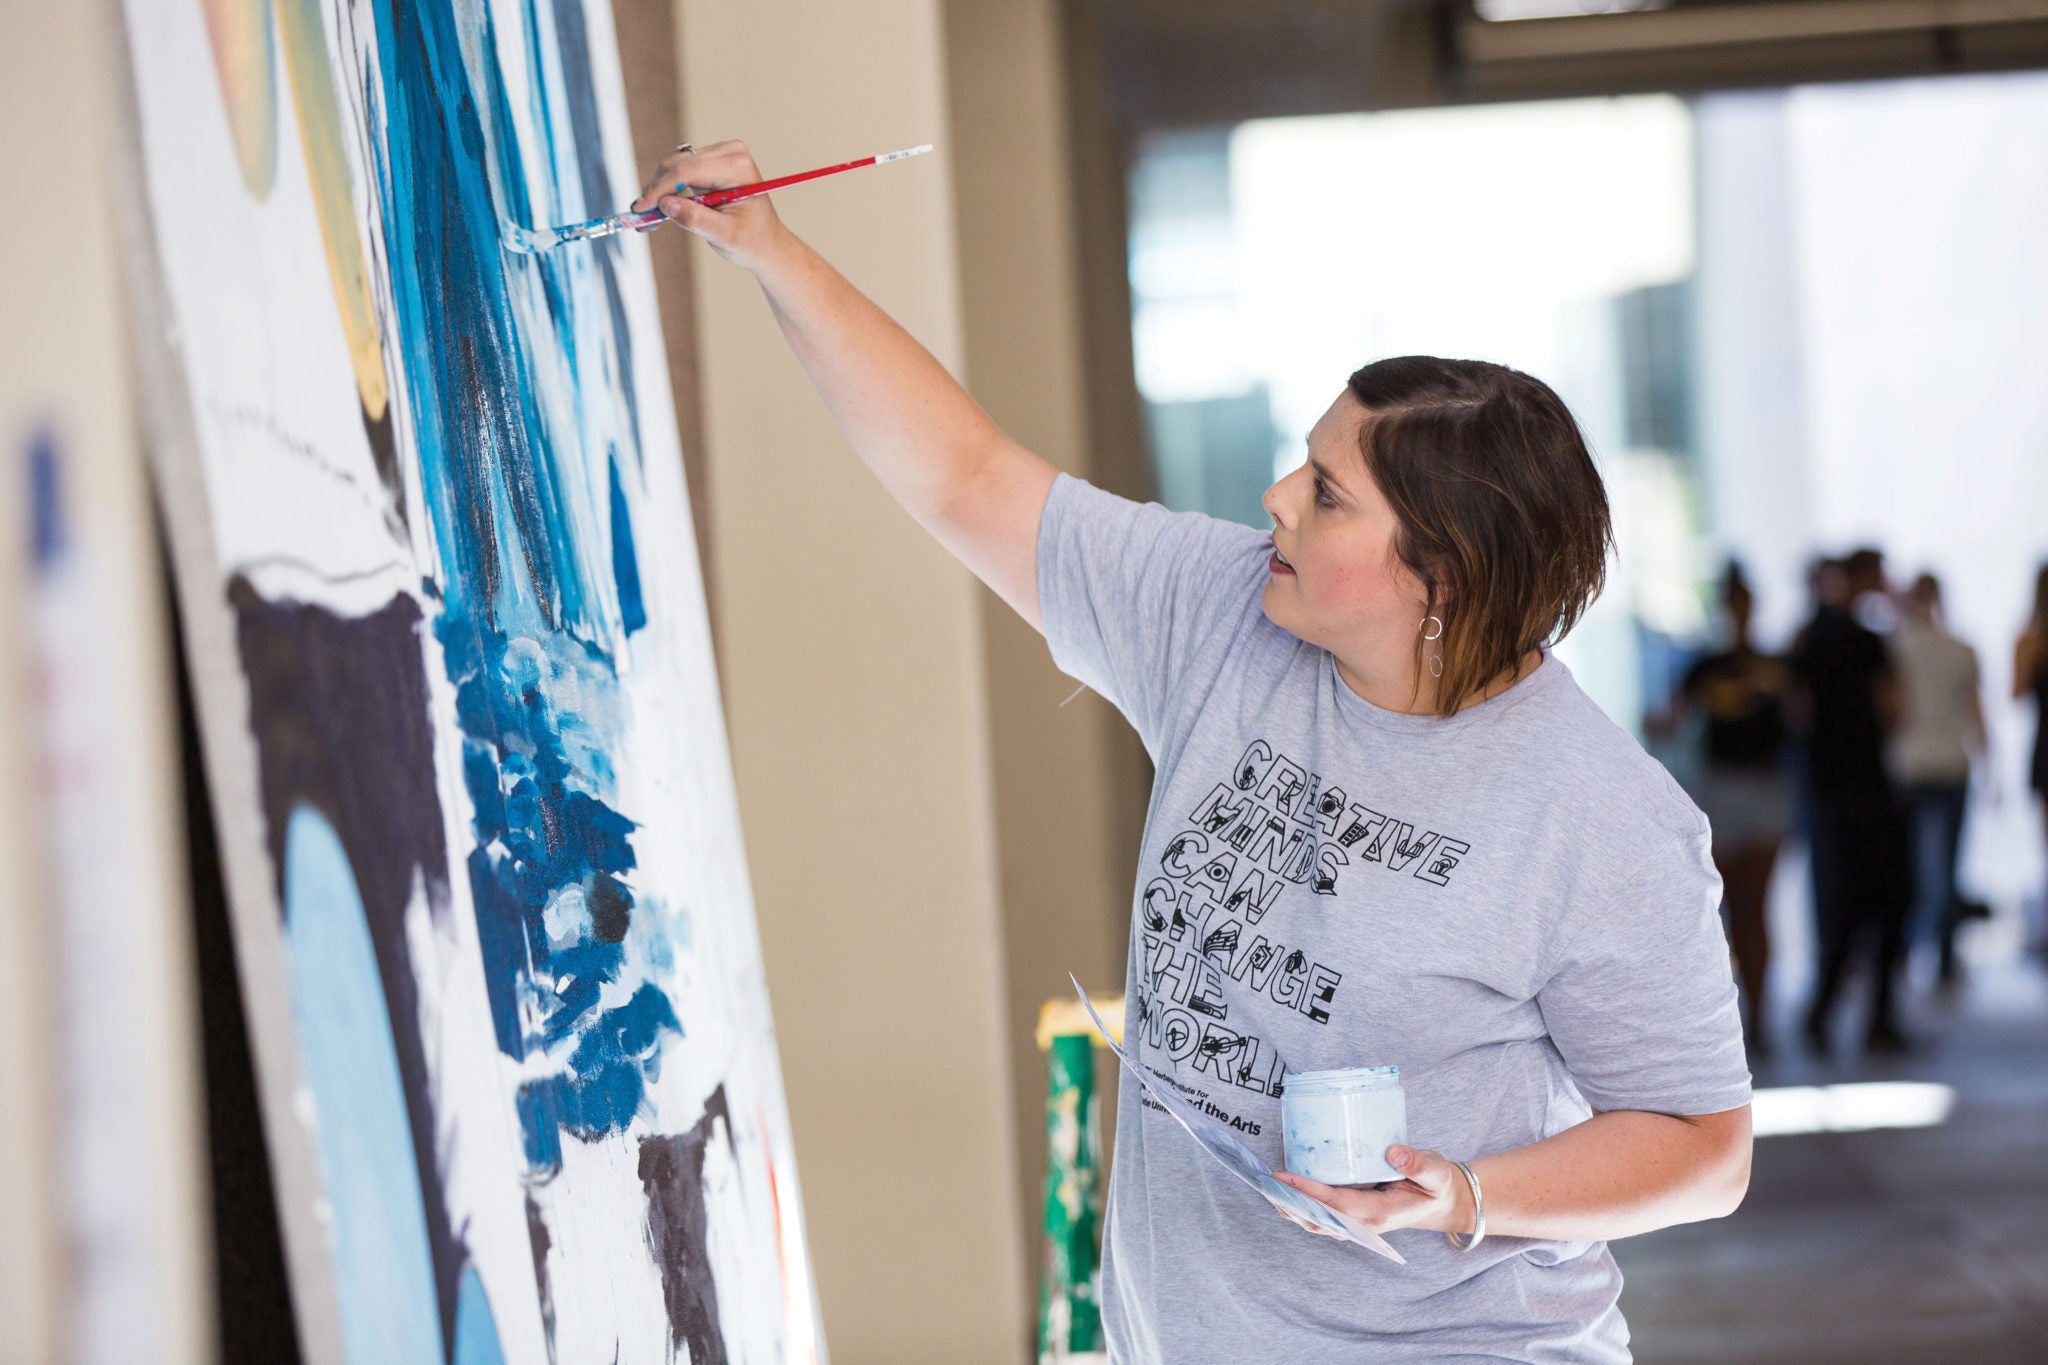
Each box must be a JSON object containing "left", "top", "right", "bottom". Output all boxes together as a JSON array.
[
  {"left": 1712, "top": 1138, "right": 1753, "bottom": 1219},
  {"left": 1700, "top": 1123, "right": 1753, "bottom": 1220},
  {"left": 1683, "top": 1108, "right": 1753, "bottom": 1221}
]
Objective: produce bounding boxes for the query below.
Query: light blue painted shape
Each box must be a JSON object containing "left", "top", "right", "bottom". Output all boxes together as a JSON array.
[
  {"left": 284, "top": 805, "right": 444, "bottom": 1364},
  {"left": 452, "top": 1262, "right": 509, "bottom": 1365}
]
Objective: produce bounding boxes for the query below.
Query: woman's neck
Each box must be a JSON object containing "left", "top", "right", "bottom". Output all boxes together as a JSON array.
[{"left": 1334, "top": 648, "right": 1544, "bottom": 716}]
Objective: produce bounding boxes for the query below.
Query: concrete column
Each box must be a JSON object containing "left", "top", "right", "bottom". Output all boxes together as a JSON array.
[
  {"left": 668, "top": 3, "right": 1028, "bottom": 1359},
  {"left": 943, "top": 0, "right": 1149, "bottom": 1297}
]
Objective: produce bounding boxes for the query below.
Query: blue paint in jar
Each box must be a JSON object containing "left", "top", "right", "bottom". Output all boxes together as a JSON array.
[{"left": 1281, "top": 1065, "right": 1408, "bottom": 1186}]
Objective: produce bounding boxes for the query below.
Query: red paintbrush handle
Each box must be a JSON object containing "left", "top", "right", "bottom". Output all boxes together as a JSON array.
[{"left": 688, "top": 157, "right": 878, "bottom": 209}]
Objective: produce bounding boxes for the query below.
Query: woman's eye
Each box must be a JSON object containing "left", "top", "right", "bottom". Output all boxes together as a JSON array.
[{"left": 1313, "top": 475, "right": 1336, "bottom": 509}]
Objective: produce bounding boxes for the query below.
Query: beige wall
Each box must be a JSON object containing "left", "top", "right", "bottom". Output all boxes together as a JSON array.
[
  {"left": 0, "top": 3, "right": 210, "bottom": 1361},
  {"left": 942, "top": 0, "right": 1151, "bottom": 1287},
  {"left": 670, "top": 2, "right": 1031, "bottom": 1359}
]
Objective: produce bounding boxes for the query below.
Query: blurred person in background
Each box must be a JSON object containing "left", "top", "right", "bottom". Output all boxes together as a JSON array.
[
  {"left": 1790, "top": 554, "right": 1911, "bottom": 1053},
  {"left": 1891, "top": 573, "right": 1986, "bottom": 988},
  {"left": 1681, "top": 563, "right": 1793, "bottom": 1056},
  {"left": 2017, "top": 564, "right": 2048, "bottom": 956},
  {"left": 1846, "top": 547, "right": 1900, "bottom": 635}
]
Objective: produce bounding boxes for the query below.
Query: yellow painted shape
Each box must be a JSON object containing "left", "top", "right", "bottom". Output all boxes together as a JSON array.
[
  {"left": 273, "top": 0, "right": 389, "bottom": 420},
  {"left": 198, "top": 0, "right": 278, "bottom": 197}
]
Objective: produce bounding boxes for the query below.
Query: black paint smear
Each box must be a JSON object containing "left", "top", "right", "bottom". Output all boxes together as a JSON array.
[
  {"left": 228, "top": 579, "right": 465, "bottom": 1353},
  {"left": 587, "top": 872, "right": 631, "bottom": 942},
  {"left": 637, "top": 1086, "right": 734, "bottom": 1365},
  {"left": 362, "top": 396, "right": 406, "bottom": 535},
  {"left": 526, "top": 1192, "right": 558, "bottom": 1364}
]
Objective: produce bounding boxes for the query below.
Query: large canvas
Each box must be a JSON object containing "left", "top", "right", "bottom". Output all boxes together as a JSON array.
[{"left": 117, "top": 1, "right": 823, "bottom": 1360}]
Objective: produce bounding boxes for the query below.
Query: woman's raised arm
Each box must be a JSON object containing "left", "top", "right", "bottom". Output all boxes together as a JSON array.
[{"left": 635, "top": 141, "right": 1059, "bottom": 633}]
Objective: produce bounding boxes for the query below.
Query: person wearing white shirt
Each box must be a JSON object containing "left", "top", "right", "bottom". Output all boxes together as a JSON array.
[{"left": 1890, "top": 574, "right": 1986, "bottom": 985}]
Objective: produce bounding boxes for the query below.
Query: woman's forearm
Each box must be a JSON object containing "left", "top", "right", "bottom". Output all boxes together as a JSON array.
[
  {"left": 1274, "top": 1104, "right": 1752, "bottom": 1247},
  {"left": 1468, "top": 1107, "right": 1752, "bottom": 1243},
  {"left": 750, "top": 230, "right": 1011, "bottom": 531},
  {"left": 638, "top": 140, "right": 1055, "bottom": 625}
]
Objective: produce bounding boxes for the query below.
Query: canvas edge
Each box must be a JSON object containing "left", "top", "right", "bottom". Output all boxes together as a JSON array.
[{"left": 104, "top": 5, "right": 351, "bottom": 1361}]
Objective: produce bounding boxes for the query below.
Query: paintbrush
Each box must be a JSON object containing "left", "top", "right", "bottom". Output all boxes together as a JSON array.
[{"left": 504, "top": 143, "right": 934, "bottom": 252}]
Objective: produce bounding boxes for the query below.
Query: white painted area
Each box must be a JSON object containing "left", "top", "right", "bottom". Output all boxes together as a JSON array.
[{"left": 124, "top": 0, "right": 405, "bottom": 586}]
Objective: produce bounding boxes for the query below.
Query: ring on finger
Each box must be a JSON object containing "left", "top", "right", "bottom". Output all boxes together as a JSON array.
[{"left": 673, "top": 142, "right": 693, "bottom": 155}]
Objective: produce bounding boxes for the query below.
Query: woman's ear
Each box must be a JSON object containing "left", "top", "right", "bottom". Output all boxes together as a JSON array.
[{"left": 1424, "top": 563, "right": 1458, "bottom": 614}]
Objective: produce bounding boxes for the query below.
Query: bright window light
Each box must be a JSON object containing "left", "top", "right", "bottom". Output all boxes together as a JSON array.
[{"left": 1751, "top": 1083, "right": 1956, "bottom": 1138}]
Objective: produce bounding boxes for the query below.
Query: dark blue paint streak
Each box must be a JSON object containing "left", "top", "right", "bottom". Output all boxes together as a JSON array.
[
  {"left": 368, "top": 0, "right": 678, "bottom": 1176},
  {"left": 609, "top": 455, "right": 647, "bottom": 634}
]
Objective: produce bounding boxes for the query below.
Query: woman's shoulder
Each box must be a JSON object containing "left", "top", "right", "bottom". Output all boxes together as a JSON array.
[{"left": 1496, "top": 657, "right": 1711, "bottom": 849}]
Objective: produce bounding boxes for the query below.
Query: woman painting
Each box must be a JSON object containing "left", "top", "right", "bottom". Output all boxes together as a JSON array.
[{"left": 637, "top": 142, "right": 1752, "bottom": 1363}]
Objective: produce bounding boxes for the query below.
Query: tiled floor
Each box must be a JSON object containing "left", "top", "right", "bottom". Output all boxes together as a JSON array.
[{"left": 1613, "top": 869, "right": 2048, "bottom": 1363}]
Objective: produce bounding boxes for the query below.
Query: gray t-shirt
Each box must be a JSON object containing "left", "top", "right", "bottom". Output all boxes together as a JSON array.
[{"left": 1036, "top": 473, "right": 1751, "bottom": 1364}]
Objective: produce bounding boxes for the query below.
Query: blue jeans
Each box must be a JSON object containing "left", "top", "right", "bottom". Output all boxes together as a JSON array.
[{"left": 1903, "top": 780, "right": 1969, "bottom": 978}]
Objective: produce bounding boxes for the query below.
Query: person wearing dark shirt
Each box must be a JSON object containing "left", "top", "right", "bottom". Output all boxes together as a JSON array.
[
  {"left": 2016, "top": 564, "right": 2048, "bottom": 956},
  {"left": 1681, "top": 564, "right": 1792, "bottom": 1056},
  {"left": 1790, "top": 556, "right": 1910, "bottom": 1054}
]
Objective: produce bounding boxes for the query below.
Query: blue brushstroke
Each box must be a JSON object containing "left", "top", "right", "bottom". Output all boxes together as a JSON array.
[
  {"left": 520, "top": 981, "right": 680, "bottom": 1166},
  {"left": 366, "top": 0, "right": 678, "bottom": 1178},
  {"left": 609, "top": 455, "right": 646, "bottom": 634},
  {"left": 283, "top": 805, "right": 443, "bottom": 1365}
]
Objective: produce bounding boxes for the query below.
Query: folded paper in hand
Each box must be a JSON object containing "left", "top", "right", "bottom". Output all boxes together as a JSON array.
[{"left": 1070, "top": 975, "right": 1404, "bottom": 1264}]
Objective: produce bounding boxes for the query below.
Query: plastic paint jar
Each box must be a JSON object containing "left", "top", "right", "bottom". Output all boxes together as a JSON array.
[{"left": 1281, "top": 1065, "right": 1408, "bottom": 1186}]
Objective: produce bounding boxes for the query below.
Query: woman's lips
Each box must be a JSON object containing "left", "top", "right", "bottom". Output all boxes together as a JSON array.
[{"left": 1269, "top": 550, "right": 1295, "bottom": 576}]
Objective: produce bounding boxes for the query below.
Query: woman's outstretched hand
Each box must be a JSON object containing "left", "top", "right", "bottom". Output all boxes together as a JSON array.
[
  {"left": 1273, "top": 1146, "right": 1475, "bottom": 1240},
  {"left": 632, "top": 139, "right": 791, "bottom": 272}
]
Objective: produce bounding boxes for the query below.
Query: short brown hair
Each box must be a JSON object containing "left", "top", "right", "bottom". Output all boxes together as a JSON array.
[{"left": 1346, "top": 357, "right": 1612, "bottom": 717}]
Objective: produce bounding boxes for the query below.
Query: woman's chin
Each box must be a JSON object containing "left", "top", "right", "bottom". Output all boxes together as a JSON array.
[{"left": 1258, "top": 588, "right": 1310, "bottom": 642}]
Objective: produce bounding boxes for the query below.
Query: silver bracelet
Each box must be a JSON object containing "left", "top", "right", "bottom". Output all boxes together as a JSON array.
[{"left": 1444, "top": 1159, "right": 1486, "bottom": 1251}]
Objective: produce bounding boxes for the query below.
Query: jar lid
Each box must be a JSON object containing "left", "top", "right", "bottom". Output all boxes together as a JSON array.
[{"left": 1283, "top": 1064, "right": 1400, "bottom": 1095}]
